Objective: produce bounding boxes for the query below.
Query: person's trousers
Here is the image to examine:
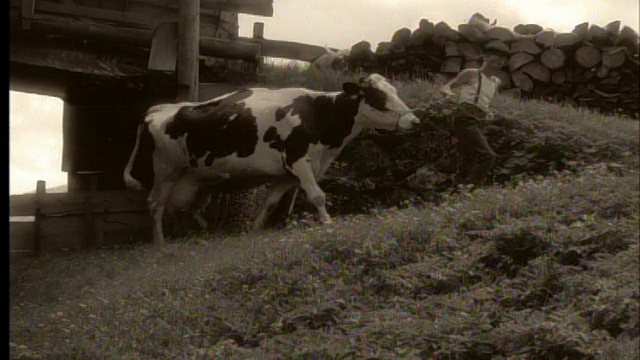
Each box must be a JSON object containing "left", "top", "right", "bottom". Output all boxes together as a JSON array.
[{"left": 451, "top": 109, "right": 497, "bottom": 186}]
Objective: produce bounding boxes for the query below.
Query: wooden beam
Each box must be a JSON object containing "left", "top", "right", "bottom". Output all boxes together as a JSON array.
[
  {"left": 177, "top": 0, "right": 200, "bottom": 101},
  {"left": 203, "top": 0, "right": 273, "bottom": 17},
  {"left": 10, "top": 194, "right": 37, "bottom": 216},
  {"left": 35, "top": 1, "right": 152, "bottom": 28},
  {"left": 17, "top": 13, "right": 151, "bottom": 47},
  {"left": 241, "top": 37, "right": 328, "bottom": 62},
  {"left": 10, "top": 39, "right": 148, "bottom": 77},
  {"left": 133, "top": 0, "right": 274, "bottom": 17},
  {"left": 11, "top": 13, "right": 260, "bottom": 62},
  {"left": 200, "top": 37, "right": 260, "bottom": 61},
  {"left": 9, "top": 62, "right": 79, "bottom": 99}
]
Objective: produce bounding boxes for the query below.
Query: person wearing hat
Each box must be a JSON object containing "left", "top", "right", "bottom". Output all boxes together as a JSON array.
[{"left": 437, "top": 53, "right": 504, "bottom": 189}]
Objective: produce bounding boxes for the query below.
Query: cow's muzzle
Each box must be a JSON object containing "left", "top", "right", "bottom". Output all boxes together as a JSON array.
[{"left": 396, "top": 111, "right": 421, "bottom": 132}]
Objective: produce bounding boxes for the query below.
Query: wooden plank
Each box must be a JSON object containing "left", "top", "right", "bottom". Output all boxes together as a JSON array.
[
  {"left": 10, "top": 39, "right": 148, "bottom": 77},
  {"left": 200, "top": 37, "right": 260, "bottom": 61},
  {"left": 11, "top": 0, "right": 272, "bottom": 18},
  {"left": 132, "top": 0, "right": 274, "bottom": 17},
  {"left": 10, "top": 59, "right": 82, "bottom": 99},
  {"left": 35, "top": 1, "right": 152, "bottom": 28},
  {"left": 11, "top": 10, "right": 260, "bottom": 62},
  {"left": 10, "top": 221, "right": 35, "bottom": 252},
  {"left": 177, "top": 0, "right": 200, "bottom": 102},
  {"left": 204, "top": 0, "right": 273, "bottom": 16},
  {"left": 40, "top": 190, "right": 147, "bottom": 216},
  {"left": 9, "top": 194, "right": 37, "bottom": 216},
  {"left": 148, "top": 21, "right": 178, "bottom": 71},
  {"left": 95, "top": 212, "right": 152, "bottom": 246},
  {"left": 243, "top": 37, "right": 327, "bottom": 62},
  {"left": 12, "top": 212, "right": 151, "bottom": 251},
  {"left": 40, "top": 215, "right": 87, "bottom": 250},
  {"left": 12, "top": 37, "right": 256, "bottom": 77},
  {"left": 14, "top": 11, "right": 152, "bottom": 48}
]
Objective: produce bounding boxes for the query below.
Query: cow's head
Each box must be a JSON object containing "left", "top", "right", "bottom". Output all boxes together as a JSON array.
[{"left": 343, "top": 74, "right": 420, "bottom": 132}]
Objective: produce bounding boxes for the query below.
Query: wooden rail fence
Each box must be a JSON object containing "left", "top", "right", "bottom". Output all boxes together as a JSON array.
[{"left": 9, "top": 180, "right": 151, "bottom": 254}]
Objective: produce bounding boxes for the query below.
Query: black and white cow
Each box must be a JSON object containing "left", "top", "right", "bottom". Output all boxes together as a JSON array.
[{"left": 124, "top": 73, "right": 420, "bottom": 244}]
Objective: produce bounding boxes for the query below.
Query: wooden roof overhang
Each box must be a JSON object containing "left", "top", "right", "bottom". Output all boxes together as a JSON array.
[{"left": 10, "top": 0, "right": 328, "bottom": 99}]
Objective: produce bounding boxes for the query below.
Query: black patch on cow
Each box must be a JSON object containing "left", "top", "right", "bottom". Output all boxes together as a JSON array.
[
  {"left": 275, "top": 107, "right": 288, "bottom": 121},
  {"left": 362, "top": 86, "right": 389, "bottom": 112},
  {"left": 263, "top": 126, "right": 285, "bottom": 152},
  {"left": 165, "top": 91, "right": 258, "bottom": 167},
  {"left": 265, "top": 92, "right": 360, "bottom": 166}
]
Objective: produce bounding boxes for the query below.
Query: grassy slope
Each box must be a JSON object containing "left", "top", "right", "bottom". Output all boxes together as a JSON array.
[{"left": 10, "top": 74, "right": 640, "bottom": 359}]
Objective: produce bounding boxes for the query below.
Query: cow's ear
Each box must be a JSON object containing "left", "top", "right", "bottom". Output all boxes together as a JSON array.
[{"left": 343, "top": 82, "right": 361, "bottom": 96}]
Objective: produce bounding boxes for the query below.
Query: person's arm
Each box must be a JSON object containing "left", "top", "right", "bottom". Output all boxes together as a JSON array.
[{"left": 440, "top": 69, "right": 477, "bottom": 96}]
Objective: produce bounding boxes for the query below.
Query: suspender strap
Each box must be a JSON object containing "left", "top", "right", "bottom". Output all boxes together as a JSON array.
[{"left": 473, "top": 70, "right": 482, "bottom": 104}]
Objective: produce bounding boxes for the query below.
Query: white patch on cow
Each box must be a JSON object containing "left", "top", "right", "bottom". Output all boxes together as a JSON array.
[{"left": 271, "top": 111, "right": 300, "bottom": 140}]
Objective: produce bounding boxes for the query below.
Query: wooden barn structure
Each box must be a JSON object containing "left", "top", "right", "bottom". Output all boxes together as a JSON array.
[{"left": 10, "top": 0, "right": 329, "bottom": 253}]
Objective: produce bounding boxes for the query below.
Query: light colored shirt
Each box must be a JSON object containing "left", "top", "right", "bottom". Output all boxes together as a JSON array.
[{"left": 456, "top": 72, "right": 500, "bottom": 112}]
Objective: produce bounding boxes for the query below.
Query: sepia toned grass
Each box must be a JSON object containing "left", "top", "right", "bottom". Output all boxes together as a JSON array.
[{"left": 10, "top": 64, "right": 639, "bottom": 359}]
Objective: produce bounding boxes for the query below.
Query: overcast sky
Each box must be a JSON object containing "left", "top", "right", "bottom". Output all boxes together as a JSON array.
[
  {"left": 10, "top": 0, "right": 639, "bottom": 194},
  {"left": 238, "top": 0, "right": 639, "bottom": 49}
]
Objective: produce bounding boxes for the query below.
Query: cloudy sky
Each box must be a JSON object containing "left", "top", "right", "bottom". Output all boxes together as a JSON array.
[
  {"left": 238, "top": 0, "right": 639, "bottom": 49},
  {"left": 10, "top": 0, "right": 639, "bottom": 194}
]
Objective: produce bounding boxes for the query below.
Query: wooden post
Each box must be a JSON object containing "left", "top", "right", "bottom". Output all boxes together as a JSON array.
[
  {"left": 34, "top": 180, "right": 45, "bottom": 256},
  {"left": 21, "top": 0, "right": 35, "bottom": 29},
  {"left": 251, "top": 22, "right": 265, "bottom": 81},
  {"left": 253, "top": 22, "right": 264, "bottom": 39},
  {"left": 177, "top": 0, "right": 200, "bottom": 102},
  {"left": 84, "top": 174, "right": 98, "bottom": 248}
]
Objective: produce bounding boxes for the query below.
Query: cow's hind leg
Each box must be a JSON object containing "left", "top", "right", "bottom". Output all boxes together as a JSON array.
[
  {"left": 288, "top": 158, "right": 332, "bottom": 225},
  {"left": 149, "top": 181, "right": 174, "bottom": 244},
  {"left": 252, "top": 179, "right": 297, "bottom": 232},
  {"left": 148, "top": 156, "right": 180, "bottom": 244}
]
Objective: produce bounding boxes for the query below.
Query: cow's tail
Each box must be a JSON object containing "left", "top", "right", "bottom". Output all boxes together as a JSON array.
[{"left": 123, "top": 122, "right": 145, "bottom": 191}]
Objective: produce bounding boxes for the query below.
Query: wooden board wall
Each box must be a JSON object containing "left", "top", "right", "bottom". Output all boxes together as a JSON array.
[{"left": 10, "top": 188, "right": 151, "bottom": 252}]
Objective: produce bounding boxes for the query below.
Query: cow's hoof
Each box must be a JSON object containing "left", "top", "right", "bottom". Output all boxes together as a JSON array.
[{"left": 320, "top": 218, "right": 333, "bottom": 225}]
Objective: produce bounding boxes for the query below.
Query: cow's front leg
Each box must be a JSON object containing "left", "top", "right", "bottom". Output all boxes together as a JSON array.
[
  {"left": 288, "top": 158, "right": 332, "bottom": 225},
  {"left": 252, "top": 179, "right": 297, "bottom": 232},
  {"left": 192, "top": 188, "right": 213, "bottom": 231},
  {"left": 193, "top": 209, "right": 209, "bottom": 230}
]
